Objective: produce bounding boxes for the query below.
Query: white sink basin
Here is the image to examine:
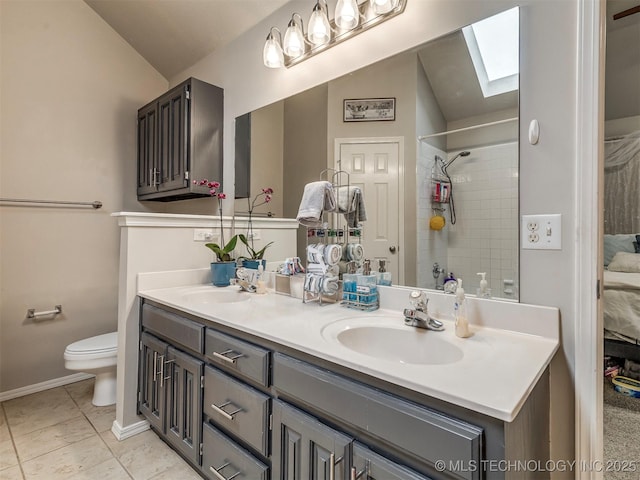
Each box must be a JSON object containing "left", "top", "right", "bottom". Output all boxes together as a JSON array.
[
  {"left": 180, "top": 286, "right": 250, "bottom": 304},
  {"left": 322, "top": 316, "right": 463, "bottom": 365}
]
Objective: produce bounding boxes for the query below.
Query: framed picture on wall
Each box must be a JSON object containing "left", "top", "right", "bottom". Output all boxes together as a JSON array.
[{"left": 343, "top": 98, "right": 396, "bottom": 122}]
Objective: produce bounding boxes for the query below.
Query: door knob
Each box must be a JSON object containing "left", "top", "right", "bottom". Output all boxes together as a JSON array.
[{"left": 389, "top": 246, "right": 397, "bottom": 253}]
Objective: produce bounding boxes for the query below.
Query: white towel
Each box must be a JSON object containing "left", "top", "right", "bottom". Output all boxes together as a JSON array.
[
  {"left": 297, "top": 181, "right": 337, "bottom": 227},
  {"left": 323, "top": 244, "right": 343, "bottom": 266},
  {"left": 336, "top": 186, "right": 367, "bottom": 228}
]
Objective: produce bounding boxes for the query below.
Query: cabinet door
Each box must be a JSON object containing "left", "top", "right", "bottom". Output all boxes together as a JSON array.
[
  {"left": 157, "top": 83, "right": 189, "bottom": 193},
  {"left": 352, "top": 442, "right": 433, "bottom": 480},
  {"left": 139, "top": 332, "right": 168, "bottom": 432},
  {"left": 137, "top": 103, "right": 158, "bottom": 196},
  {"left": 165, "top": 346, "right": 203, "bottom": 465},
  {"left": 272, "top": 400, "right": 352, "bottom": 480}
]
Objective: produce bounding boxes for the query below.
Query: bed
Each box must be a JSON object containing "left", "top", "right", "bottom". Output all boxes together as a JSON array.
[{"left": 603, "top": 238, "right": 640, "bottom": 362}]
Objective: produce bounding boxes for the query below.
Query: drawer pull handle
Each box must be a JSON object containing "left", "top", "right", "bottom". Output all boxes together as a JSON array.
[
  {"left": 213, "top": 349, "right": 244, "bottom": 364},
  {"left": 210, "top": 400, "right": 243, "bottom": 421},
  {"left": 350, "top": 460, "right": 369, "bottom": 480},
  {"left": 209, "top": 462, "right": 241, "bottom": 480},
  {"left": 162, "top": 358, "right": 175, "bottom": 386},
  {"left": 329, "top": 453, "right": 343, "bottom": 480}
]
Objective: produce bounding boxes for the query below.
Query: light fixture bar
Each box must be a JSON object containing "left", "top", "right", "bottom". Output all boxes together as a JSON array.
[{"left": 264, "top": 0, "right": 407, "bottom": 69}]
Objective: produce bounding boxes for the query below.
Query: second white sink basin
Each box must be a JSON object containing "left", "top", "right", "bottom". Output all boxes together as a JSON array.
[
  {"left": 180, "top": 286, "right": 250, "bottom": 305},
  {"left": 322, "top": 316, "right": 463, "bottom": 365}
]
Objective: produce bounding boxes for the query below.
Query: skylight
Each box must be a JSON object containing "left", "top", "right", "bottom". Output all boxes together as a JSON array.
[{"left": 463, "top": 7, "right": 519, "bottom": 98}]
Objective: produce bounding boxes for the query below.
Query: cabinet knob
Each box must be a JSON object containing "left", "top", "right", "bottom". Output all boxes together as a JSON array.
[{"left": 389, "top": 246, "right": 397, "bottom": 253}]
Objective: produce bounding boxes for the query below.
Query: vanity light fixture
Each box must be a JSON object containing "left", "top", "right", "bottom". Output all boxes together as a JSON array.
[
  {"left": 263, "top": 0, "right": 407, "bottom": 68},
  {"left": 263, "top": 27, "right": 285, "bottom": 68}
]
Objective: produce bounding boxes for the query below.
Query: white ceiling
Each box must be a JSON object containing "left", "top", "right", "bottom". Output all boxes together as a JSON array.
[{"left": 84, "top": 0, "right": 290, "bottom": 79}]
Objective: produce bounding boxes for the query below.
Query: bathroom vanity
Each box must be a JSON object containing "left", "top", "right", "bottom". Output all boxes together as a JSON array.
[{"left": 136, "top": 282, "right": 558, "bottom": 480}]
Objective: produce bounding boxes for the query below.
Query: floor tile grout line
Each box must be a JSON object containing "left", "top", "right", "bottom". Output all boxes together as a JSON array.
[
  {"left": 63, "top": 382, "right": 136, "bottom": 479},
  {"left": 1, "top": 402, "right": 27, "bottom": 479}
]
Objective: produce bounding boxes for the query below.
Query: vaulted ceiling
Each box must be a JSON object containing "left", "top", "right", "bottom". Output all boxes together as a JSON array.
[{"left": 84, "top": 0, "right": 290, "bottom": 79}]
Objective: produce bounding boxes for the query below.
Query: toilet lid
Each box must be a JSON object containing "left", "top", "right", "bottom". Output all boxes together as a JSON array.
[{"left": 66, "top": 332, "right": 117, "bottom": 355}]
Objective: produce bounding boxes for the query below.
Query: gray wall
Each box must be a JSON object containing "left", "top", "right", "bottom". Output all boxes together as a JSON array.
[{"left": 0, "top": 0, "right": 167, "bottom": 392}]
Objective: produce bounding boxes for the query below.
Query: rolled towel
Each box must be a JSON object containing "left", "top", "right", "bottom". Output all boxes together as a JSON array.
[
  {"left": 349, "top": 243, "right": 364, "bottom": 262},
  {"left": 307, "top": 263, "right": 328, "bottom": 274},
  {"left": 321, "top": 275, "right": 340, "bottom": 295},
  {"left": 304, "top": 273, "right": 321, "bottom": 294},
  {"left": 306, "top": 244, "right": 325, "bottom": 264},
  {"left": 323, "top": 244, "right": 343, "bottom": 266},
  {"left": 336, "top": 186, "right": 367, "bottom": 228},
  {"left": 326, "top": 265, "right": 340, "bottom": 277},
  {"left": 297, "top": 181, "right": 337, "bottom": 227}
]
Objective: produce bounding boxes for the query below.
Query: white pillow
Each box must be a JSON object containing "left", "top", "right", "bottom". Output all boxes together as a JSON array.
[
  {"left": 608, "top": 252, "right": 640, "bottom": 273},
  {"left": 603, "top": 234, "right": 637, "bottom": 266}
]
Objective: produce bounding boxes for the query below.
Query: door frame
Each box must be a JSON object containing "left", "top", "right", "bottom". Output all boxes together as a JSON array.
[
  {"left": 575, "top": 0, "right": 605, "bottom": 478},
  {"left": 334, "top": 136, "right": 405, "bottom": 285}
]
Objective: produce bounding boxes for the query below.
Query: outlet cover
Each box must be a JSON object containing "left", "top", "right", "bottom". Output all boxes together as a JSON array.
[
  {"left": 194, "top": 229, "right": 218, "bottom": 242},
  {"left": 521, "top": 214, "right": 561, "bottom": 250}
]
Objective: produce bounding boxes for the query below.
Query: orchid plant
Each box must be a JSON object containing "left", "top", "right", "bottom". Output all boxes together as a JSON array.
[
  {"left": 194, "top": 179, "right": 238, "bottom": 262},
  {"left": 239, "top": 188, "right": 274, "bottom": 260}
]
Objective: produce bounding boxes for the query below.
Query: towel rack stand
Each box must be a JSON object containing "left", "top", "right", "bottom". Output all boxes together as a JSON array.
[{"left": 0, "top": 198, "right": 102, "bottom": 209}]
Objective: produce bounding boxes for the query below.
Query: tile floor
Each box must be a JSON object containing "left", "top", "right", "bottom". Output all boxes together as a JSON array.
[{"left": 0, "top": 379, "right": 202, "bottom": 480}]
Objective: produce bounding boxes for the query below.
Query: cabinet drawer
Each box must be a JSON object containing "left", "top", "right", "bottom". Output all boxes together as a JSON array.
[
  {"left": 352, "top": 442, "right": 433, "bottom": 480},
  {"left": 203, "top": 365, "right": 270, "bottom": 455},
  {"left": 273, "top": 354, "right": 483, "bottom": 480},
  {"left": 201, "top": 422, "right": 268, "bottom": 480},
  {"left": 205, "top": 329, "right": 270, "bottom": 386},
  {"left": 142, "top": 304, "right": 204, "bottom": 354}
]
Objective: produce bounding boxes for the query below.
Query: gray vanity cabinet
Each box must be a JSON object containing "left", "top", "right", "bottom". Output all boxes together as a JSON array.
[
  {"left": 272, "top": 399, "right": 352, "bottom": 480},
  {"left": 202, "top": 422, "right": 269, "bottom": 480},
  {"left": 352, "top": 442, "right": 433, "bottom": 480},
  {"left": 203, "top": 364, "right": 270, "bottom": 456},
  {"left": 139, "top": 332, "right": 168, "bottom": 432},
  {"left": 137, "top": 77, "right": 223, "bottom": 201},
  {"left": 164, "top": 346, "right": 203, "bottom": 466}
]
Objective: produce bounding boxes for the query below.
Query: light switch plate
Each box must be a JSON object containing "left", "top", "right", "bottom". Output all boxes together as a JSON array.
[
  {"left": 521, "top": 214, "right": 561, "bottom": 250},
  {"left": 193, "top": 229, "right": 218, "bottom": 242}
]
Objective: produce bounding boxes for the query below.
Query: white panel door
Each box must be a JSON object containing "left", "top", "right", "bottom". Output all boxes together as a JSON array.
[{"left": 337, "top": 140, "right": 401, "bottom": 283}]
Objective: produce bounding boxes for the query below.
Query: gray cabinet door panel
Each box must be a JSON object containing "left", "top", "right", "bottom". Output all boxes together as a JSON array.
[
  {"left": 142, "top": 304, "right": 204, "bottom": 354},
  {"left": 205, "top": 328, "right": 270, "bottom": 386},
  {"left": 272, "top": 400, "right": 352, "bottom": 480},
  {"left": 203, "top": 365, "right": 270, "bottom": 455},
  {"left": 273, "top": 353, "right": 482, "bottom": 480},
  {"left": 201, "top": 422, "right": 269, "bottom": 480},
  {"left": 352, "top": 442, "right": 433, "bottom": 480},
  {"left": 138, "top": 332, "right": 167, "bottom": 432},
  {"left": 157, "top": 84, "right": 188, "bottom": 193},
  {"left": 165, "top": 346, "right": 203, "bottom": 466}
]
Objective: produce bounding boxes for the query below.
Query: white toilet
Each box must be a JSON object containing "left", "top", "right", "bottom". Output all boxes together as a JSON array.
[{"left": 64, "top": 332, "right": 118, "bottom": 406}]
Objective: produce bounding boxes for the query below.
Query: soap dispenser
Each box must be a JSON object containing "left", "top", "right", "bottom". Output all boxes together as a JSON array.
[
  {"left": 476, "top": 272, "right": 491, "bottom": 298},
  {"left": 454, "top": 278, "right": 472, "bottom": 338},
  {"left": 376, "top": 259, "right": 392, "bottom": 286}
]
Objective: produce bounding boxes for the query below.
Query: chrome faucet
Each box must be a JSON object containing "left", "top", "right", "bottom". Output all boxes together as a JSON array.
[{"left": 403, "top": 291, "right": 444, "bottom": 331}]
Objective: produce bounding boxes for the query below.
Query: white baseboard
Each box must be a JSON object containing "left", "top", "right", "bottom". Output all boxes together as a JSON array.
[
  {"left": 0, "top": 373, "right": 94, "bottom": 402},
  {"left": 111, "top": 418, "right": 149, "bottom": 441}
]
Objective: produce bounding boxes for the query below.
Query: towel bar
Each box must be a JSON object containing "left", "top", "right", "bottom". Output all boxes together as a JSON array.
[{"left": 27, "top": 305, "right": 62, "bottom": 319}]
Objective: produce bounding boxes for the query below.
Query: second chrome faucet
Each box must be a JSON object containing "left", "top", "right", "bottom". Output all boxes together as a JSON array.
[{"left": 403, "top": 290, "right": 444, "bottom": 331}]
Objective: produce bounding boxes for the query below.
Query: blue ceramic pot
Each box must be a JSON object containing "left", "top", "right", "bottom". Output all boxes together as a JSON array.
[
  {"left": 242, "top": 259, "right": 266, "bottom": 270},
  {"left": 210, "top": 262, "right": 237, "bottom": 287}
]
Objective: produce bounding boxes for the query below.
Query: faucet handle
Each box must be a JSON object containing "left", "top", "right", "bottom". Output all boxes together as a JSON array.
[{"left": 409, "top": 290, "right": 427, "bottom": 308}]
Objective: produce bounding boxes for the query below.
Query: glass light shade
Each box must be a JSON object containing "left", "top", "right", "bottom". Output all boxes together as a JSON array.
[
  {"left": 263, "top": 34, "right": 284, "bottom": 68},
  {"left": 308, "top": 4, "right": 331, "bottom": 45},
  {"left": 283, "top": 22, "right": 305, "bottom": 58},
  {"left": 335, "top": 0, "right": 360, "bottom": 30},
  {"left": 370, "top": 0, "right": 398, "bottom": 14}
]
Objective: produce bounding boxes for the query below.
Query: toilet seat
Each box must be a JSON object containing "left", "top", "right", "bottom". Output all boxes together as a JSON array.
[{"left": 64, "top": 332, "right": 117, "bottom": 361}]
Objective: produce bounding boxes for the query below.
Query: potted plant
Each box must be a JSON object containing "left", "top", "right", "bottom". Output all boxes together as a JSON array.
[
  {"left": 194, "top": 179, "right": 238, "bottom": 287},
  {"left": 239, "top": 187, "right": 275, "bottom": 269}
]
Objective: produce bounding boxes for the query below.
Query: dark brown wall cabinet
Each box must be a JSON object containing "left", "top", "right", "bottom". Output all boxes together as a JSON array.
[{"left": 137, "top": 77, "right": 223, "bottom": 201}]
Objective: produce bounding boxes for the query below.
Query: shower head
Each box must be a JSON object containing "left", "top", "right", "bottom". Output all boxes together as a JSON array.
[{"left": 442, "top": 151, "right": 471, "bottom": 169}]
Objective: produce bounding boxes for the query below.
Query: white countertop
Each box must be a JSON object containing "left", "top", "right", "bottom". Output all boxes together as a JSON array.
[{"left": 138, "top": 275, "right": 559, "bottom": 422}]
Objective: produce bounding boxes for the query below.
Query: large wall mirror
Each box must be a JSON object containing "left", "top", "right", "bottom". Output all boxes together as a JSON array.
[{"left": 235, "top": 7, "right": 520, "bottom": 300}]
